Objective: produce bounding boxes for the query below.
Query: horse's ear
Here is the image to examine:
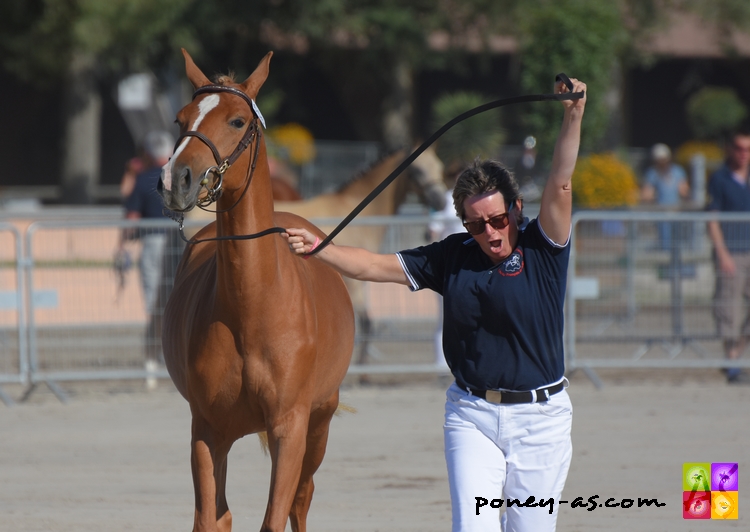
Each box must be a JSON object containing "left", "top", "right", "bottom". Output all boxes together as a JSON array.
[
  {"left": 240, "top": 52, "right": 273, "bottom": 97},
  {"left": 182, "top": 48, "right": 211, "bottom": 89}
]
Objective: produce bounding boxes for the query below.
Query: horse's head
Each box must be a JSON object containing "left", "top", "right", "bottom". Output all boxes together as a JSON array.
[
  {"left": 406, "top": 146, "right": 447, "bottom": 211},
  {"left": 158, "top": 49, "right": 272, "bottom": 212}
]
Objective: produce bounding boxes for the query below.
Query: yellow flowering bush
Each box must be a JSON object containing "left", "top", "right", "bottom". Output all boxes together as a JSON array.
[
  {"left": 572, "top": 153, "right": 638, "bottom": 208},
  {"left": 267, "top": 123, "right": 316, "bottom": 165},
  {"left": 674, "top": 140, "right": 724, "bottom": 169}
]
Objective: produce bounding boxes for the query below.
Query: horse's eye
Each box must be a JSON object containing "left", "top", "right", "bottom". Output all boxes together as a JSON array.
[{"left": 230, "top": 118, "right": 245, "bottom": 129}]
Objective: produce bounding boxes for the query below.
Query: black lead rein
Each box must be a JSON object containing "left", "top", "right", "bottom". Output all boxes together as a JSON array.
[
  {"left": 303, "top": 73, "right": 583, "bottom": 256},
  {"left": 173, "top": 73, "right": 583, "bottom": 249}
]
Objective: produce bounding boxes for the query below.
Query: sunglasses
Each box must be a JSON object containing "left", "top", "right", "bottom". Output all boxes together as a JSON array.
[{"left": 462, "top": 204, "right": 515, "bottom": 235}]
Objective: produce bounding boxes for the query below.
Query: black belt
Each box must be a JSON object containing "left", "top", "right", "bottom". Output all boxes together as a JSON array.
[{"left": 468, "top": 381, "right": 564, "bottom": 404}]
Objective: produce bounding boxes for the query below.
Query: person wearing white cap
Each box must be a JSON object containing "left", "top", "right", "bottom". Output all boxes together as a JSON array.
[{"left": 641, "top": 143, "right": 689, "bottom": 249}]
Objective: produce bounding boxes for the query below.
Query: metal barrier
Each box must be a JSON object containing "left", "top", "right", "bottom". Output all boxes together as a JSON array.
[
  {"left": 8, "top": 215, "right": 447, "bottom": 401},
  {"left": 9, "top": 209, "right": 750, "bottom": 400},
  {"left": 22, "top": 218, "right": 187, "bottom": 401},
  {"left": 0, "top": 223, "right": 25, "bottom": 405},
  {"left": 567, "top": 211, "right": 750, "bottom": 385}
]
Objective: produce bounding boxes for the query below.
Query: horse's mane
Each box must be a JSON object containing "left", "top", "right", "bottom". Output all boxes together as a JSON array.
[
  {"left": 213, "top": 72, "right": 237, "bottom": 86},
  {"left": 334, "top": 148, "right": 405, "bottom": 194}
]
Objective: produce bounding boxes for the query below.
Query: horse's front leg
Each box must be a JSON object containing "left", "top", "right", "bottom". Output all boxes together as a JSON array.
[
  {"left": 191, "top": 416, "right": 233, "bottom": 532},
  {"left": 215, "top": 444, "right": 233, "bottom": 532},
  {"left": 289, "top": 392, "right": 339, "bottom": 532},
  {"left": 261, "top": 409, "right": 310, "bottom": 532}
]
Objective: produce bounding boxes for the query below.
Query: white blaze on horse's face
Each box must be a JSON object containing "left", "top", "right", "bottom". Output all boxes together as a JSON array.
[{"left": 161, "top": 94, "right": 221, "bottom": 192}]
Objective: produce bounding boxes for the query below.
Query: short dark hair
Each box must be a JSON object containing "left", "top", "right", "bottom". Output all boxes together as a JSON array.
[
  {"left": 727, "top": 125, "right": 750, "bottom": 145},
  {"left": 452, "top": 159, "right": 522, "bottom": 221}
]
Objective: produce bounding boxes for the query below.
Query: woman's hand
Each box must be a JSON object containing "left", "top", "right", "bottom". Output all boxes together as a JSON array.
[
  {"left": 282, "top": 228, "right": 320, "bottom": 256},
  {"left": 557, "top": 77, "right": 587, "bottom": 120}
]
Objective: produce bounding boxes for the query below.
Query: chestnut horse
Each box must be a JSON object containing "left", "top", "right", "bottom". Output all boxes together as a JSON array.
[
  {"left": 158, "top": 50, "right": 354, "bottom": 532},
  {"left": 275, "top": 147, "right": 445, "bottom": 365}
]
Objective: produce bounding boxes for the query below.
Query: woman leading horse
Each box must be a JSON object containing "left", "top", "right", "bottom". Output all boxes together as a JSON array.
[{"left": 286, "top": 77, "right": 587, "bottom": 532}]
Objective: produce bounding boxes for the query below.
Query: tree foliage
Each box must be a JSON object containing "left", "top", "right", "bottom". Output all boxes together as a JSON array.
[
  {"left": 684, "top": 0, "right": 750, "bottom": 46},
  {"left": 74, "top": 0, "right": 198, "bottom": 72},
  {"left": 0, "top": 0, "right": 78, "bottom": 85},
  {"left": 0, "top": 0, "right": 197, "bottom": 85},
  {"left": 687, "top": 87, "right": 749, "bottom": 140},
  {"left": 3, "top": 0, "right": 749, "bottom": 144},
  {"left": 516, "top": 0, "right": 628, "bottom": 156},
  {"left": 431, "top": 91, "right": 505, "bottom": 167}
]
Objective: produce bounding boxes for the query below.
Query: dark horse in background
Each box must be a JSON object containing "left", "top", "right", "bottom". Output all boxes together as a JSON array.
[{"left": 158, "top": 49, "right": 354, "bottom": 532}]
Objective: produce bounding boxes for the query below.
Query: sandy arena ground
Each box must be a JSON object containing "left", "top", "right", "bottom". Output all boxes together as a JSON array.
[{"left": 0, "top": 370, "right": 748, "bottom": 531}]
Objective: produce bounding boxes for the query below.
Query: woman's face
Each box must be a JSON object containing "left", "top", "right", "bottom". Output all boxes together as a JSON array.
[{"left": 463, "top": 191, "right": 520, "bottom": 264}]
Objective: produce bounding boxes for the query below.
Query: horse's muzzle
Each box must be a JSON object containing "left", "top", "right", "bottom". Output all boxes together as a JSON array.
[{"left": 159, "top": 165, "right": 198, "bottom": 212}]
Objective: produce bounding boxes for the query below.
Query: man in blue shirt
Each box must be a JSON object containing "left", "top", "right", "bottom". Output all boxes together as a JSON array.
[
  {"left": 124, "top": 130, "right": 175, "bottom": 314},
  {"left": 285, "top": 77, "right": 586, "bottom": 532},
  {"left": 122, "top": 130, "right": 175, "bottom": 389},
  {"left": 707, "top": 128, "right": 750, "bottom": 384}
]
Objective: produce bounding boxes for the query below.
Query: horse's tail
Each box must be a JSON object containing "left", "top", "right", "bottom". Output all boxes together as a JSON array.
[
  {"left": 257, "top": 431, "right": 270, "bottom": 455},
  {"left": 334, "top": 402, "right": 357, "bottom": 416},
  {"left": 256, "top": 402, "right": 357, "bottom": 455}
]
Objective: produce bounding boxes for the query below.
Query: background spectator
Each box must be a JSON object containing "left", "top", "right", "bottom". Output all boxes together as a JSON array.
[{"left": 641, "top": 143, "right": 689, "bottom": 250}]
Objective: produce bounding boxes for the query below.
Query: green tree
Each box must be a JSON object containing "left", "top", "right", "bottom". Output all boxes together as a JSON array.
[
  {"left": 685, "top": 0, "right": 750, "bottom": 48},
  {"left": 7, "top": 0, "right": 744, "bottom": 199},
  {"left": 255, "top": 0, "right": 665, "bottom": 155},
  {"left": 516, "top": 0, "right": 628, "bottom": 157},
  {"left": 0, "top": 0, "right": 198, "bottom": 84},
  {"left": 431, "top": 91, "right": 505, "bottom": 173},
  {"left": 687, "top": 87, "right": 749, "bottom": 139},
  {"left": 0, "top": 0, "right": 197, "bottom": 201},
  {"left": 261, "top": 1, "right": 474, "bottom": 150}
]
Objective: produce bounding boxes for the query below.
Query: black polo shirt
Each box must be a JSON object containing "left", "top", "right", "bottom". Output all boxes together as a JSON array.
[{"left": 397, "top": 218, "right": 570, "bottom": 391}]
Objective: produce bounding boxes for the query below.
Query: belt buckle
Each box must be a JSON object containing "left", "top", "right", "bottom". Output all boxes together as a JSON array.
[{"left": 485, "top": 390, "right": 503, "bottom": 404}]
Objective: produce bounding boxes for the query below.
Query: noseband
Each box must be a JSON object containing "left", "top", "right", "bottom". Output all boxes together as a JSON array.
[{"left": 173, "top": 85, "right": 262, "bottom": 209}]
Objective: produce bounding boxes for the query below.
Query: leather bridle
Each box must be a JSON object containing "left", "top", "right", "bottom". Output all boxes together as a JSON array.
[
  {"left": 167, "top": 83, "right": 288, "bottom": 245},
  {"left": 173, "top": 85, "right": 262, "bottom": 210}
]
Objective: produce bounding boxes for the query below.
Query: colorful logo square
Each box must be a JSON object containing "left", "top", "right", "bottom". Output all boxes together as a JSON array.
[
  {"left": 683, "top": 491, "right": 711, "bottom": 519},
  {"left": 712, "top": 462, "right": 739, "bottom": 491},
  {"left": 683, "top": 463, "right": 740, "bottom": 519},
  {"left": 683, "top": 463, "right": 711, "bottom": 492},
  {"left": 711, "top": 491, "right": 738, "bottom": 520}
]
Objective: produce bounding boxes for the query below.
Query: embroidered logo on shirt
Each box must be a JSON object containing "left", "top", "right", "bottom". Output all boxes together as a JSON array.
[{"left": 498, "top": 249, "right": 524, "bottom": 276}]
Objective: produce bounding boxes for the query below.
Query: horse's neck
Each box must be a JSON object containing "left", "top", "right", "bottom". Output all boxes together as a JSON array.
[
  {"left": 214, "top": 145, "right": 280, "bottom": 300},
  {"left": 341, "top": 152, "right": 405, "bottom": 215}
]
